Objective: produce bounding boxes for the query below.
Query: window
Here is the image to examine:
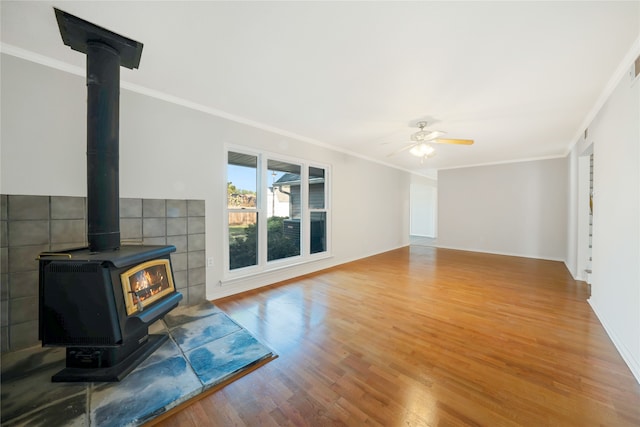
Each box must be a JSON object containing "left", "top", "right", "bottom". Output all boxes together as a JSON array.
[
  {"left": 226, "top": 149, "right": 330, "bottom": 274},
  {"left": 309, "top": 166, "right": 327, "bottom": 254},
  {"left": 227, "top": 152, "right": 258, "bottom": 270},
  {"left": 268, "top": 160, "right": 301, "bottom": 261}
]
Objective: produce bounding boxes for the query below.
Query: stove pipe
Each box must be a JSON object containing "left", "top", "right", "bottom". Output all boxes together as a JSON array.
[
  {"left": 55, "top": 8, "right": 143, "bottom": 252},
  {"left": 87, "top": 42, "right": 120, "bottom": 251}
]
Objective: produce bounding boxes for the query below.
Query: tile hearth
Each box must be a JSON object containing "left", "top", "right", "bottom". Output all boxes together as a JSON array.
[{"left": 1, "top": 302, "right": 275, "bottom": 427}]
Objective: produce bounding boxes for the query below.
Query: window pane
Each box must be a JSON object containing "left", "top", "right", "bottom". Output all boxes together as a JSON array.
[
  {"left": 228, "top": 152, "right": 257, "bottom": 209},
  {"left": 229, "top": 212, "right": 258, "bottom": 270},
  {"left": 310, "top": 212, "right": 326, "bottom": 254},
  {"left": 268, "top": 160, "right": 301, "bottom": 261},
  {"left": 309, "top": 167, "right": 325, "bottom": 209}
]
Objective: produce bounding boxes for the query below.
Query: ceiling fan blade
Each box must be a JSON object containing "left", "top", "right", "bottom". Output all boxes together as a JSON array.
[{"left": 434, "top": 138, "right": 474, "bottom": 145}]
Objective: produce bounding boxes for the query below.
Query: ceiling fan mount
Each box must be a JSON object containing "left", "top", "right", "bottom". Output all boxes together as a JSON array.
[
  {"left": 387, "top": 121, "right": 474, "bottom": 163},
  {"left": 410, "top": 121, "right": 445, "bottom": 143}
]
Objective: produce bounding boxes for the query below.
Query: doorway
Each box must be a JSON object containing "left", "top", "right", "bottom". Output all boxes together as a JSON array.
[
  {"left": 410, "top": 180, "right": 437, "bottom": 244},
  {"left": 577, "top": 145, "right": 593, "bottom": 284}
]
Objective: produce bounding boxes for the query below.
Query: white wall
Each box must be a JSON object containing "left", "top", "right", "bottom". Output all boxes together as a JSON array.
[
  {"left": 0, "top": 53, "right": 411, "bottom": 299},
  {"left": 410, "top": 174, "right": 437, "bottom": 237},
  {"left": 437, "top": 158, "right": 568, "bottom": 260},
  {"left": 580, "top": 63, "right": 639, "bottom": 382}
]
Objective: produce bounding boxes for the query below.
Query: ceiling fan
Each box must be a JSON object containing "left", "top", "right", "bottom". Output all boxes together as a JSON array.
[{"left": 389, "top": 121, "right": 474, "bottom": 162}]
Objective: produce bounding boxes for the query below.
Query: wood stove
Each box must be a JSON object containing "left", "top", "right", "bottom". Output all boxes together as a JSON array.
[
  {"left": 39, "top": 246, "right": 181, "bottom": 382},
  {"left": 38, "top": 9, "right": 182, "bottom": 382}
]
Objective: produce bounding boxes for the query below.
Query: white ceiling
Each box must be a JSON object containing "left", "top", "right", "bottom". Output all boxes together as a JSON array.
[{"left": 2, "top": 1, "right": 639, "bottom": 177}]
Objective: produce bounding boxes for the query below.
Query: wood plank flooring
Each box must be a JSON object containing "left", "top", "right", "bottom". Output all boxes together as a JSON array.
[{"left": 154, "top": 246, "right": 640, "bottom": 426}]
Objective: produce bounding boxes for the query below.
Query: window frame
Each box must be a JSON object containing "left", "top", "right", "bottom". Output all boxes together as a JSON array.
[
  {"left": 225, "top": 149, "right": 261, "bottom": 273},
  {"left": 308, "top": 165, "right": 329, "bottom": 255},
  {"left": 266, "top": 157, "right": 303, "bottom": 264},
  {"left": 224, "top": 145, "right": 331, "bottom": 280}
]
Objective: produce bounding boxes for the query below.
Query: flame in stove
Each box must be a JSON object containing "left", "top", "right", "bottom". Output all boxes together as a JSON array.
[
  {"left": 131, "top": 267, "right": 169, "bottom": 303},
  {"left": 121, "top": 259, "right": 176, "bottom": 316}
]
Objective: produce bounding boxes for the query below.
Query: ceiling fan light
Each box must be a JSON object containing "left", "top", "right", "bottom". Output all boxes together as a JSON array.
[{"left": 409, "top": 143, "right": 434, "bottom": 157}]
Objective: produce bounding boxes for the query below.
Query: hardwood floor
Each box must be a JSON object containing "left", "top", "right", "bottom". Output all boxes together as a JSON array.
[{"left": 154, "top": 246, "right": 640, "bottom": 426}]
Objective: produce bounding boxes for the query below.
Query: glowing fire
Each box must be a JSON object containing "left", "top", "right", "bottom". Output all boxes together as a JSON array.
[{"left": 131, "top": 265, "right": 169, "bottom": 303}]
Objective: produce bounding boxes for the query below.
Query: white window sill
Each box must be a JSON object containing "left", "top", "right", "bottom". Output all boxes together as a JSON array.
[{"left": 221, "top": 252, "right": 332, "bottom": 287}]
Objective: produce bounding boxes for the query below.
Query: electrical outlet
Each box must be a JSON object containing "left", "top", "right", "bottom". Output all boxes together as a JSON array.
[{"left": 207, "top": 257, "right": 213, "bottom": 267}]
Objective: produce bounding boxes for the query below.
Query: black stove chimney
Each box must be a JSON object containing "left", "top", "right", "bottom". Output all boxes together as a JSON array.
[{"left": 55, "top": 8, "right": 143, "bottom": 252}]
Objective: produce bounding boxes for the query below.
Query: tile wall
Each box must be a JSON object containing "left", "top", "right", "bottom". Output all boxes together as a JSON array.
[{"left": 0, "top": 195, "right": 207, "bottom": 353}]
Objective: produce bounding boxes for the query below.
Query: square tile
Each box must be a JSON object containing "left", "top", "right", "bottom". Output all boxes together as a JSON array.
[
  {"left": 1, "top": 247, "right": 7, "bottom": 274},
  {"left": 120, "top": 218, "right": 142, "bottom": 241},
  {"left": 1, "top": 220, "right": 7, "bottom": 248},
  {"left": 8, "top": 271, "right": 38, "bottom": 299},
  {"left": 1, "top": 274, "right": 8, "bottom": 300},
  {"left": 187, "top": 200, "right": 205, "bottom": 217},
  {"left": 143, "top": 199, "right": 166, "bottom": 218},
  {"left": 188, "top": 250, "right": 205, "bottom": 269},
  {"left": 1, "top": 195, "right": 7, "bottom": 220},
  {"left": 51, "top": 196, "right": 85, "bottom": 220},
  {"left": 187, "top": 217, "right": 205, "bottom": 234},
  {"left": 169, "top": 313, "right": 240, "bottom": 353},
  {"left": 9, "top": 220, "right": 49, "bottom": 246},
  {"left": 8, "top": 195, "right": 49, "bottom": 220},
  {"left": 188, "top": 267, "right": 206, "bottom": 287},
  {"left": 185, "top": 328, "right": 273, "bottom": 389},
  {"left": 188, "top": 233, "right": 205, "bottom": 251},
  {"left": 120, "top": 198, "right": 142, "bottom": 218},
  {"left": 1, "top": 326, "right": 8, "bottom": 353},
  {"left": 50, "top": 219, "right": 85, "bottom": 244},
  {"left": 170, "top": 253, "right": 187, "bottom": 272},
  {"left": 143, "top": 218, "right": 166, "bottom": 238},
  {"left": 173, "top": 270, "right": 188, "bottom": 291},
  {"left": 167, "top": 235, "right": 187, "bottom": 253},
  {"left": 1, "top": 300, "right": 8, "bottom": 327},
  {"left": 166, "top": 200, "right": 187, "bottom": 218},
  {"left": 167, "top": 217, "right": 187, "bottom": 236},
  {"left": 8, "top": 245, "right": 48, "bottom": 273},
  {"left": 9, "top": 296, "right": 38, "bottom": 324}
]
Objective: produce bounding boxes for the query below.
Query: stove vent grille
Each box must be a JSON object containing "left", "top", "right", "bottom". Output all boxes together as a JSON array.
[{"left": 48, "top": 263, "right": 100, "bottom": 273}]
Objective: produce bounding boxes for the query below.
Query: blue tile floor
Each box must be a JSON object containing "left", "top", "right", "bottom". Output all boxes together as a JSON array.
[{"left": 0, "top": 302, "right": 275, "bottom": 427}]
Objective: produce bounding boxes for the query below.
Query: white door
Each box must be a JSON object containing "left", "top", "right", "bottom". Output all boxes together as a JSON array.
[{"left": 410, "top": 183, "right": 437, "bottom": 237}]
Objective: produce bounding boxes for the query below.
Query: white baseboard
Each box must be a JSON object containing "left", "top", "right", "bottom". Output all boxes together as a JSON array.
[
  {"left": 207, "top": 244, "right": 409, "bottom": 301},
  {"left": 588, "top": 298, "right": 640, "bottom": 385},
  {"left": 564, "top": 260, "right": 588, "bottom": 282},
  {"left": 432, "top": 244, "right": 566, "bottom": 263}
]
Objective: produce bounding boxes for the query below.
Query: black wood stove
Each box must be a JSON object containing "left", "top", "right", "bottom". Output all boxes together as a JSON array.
[{"left": 38, "top": 9, "right": 182, "bottom": 382}]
